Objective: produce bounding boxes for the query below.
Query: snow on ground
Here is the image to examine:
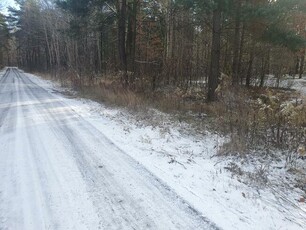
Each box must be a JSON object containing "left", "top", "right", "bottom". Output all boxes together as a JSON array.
[
  {"left": 1, "top": 68, "right": 215, "bottom": 230},
  {"left": 292, "top": 78, "right": 306, "bottom": 96},
  {"left": 263, "top": 75, "right": 306, "bottom": 96},
  {"left": 20, "top": 72, "right": 306, "bottom": 229}
]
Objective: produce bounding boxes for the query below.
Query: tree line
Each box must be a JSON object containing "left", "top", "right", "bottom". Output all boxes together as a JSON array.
[{"left": 1, "top": 0, "right": 306, "bottom": 101}]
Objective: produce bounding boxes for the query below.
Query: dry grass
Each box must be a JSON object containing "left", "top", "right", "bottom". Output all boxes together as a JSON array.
[
  {"left": 213, "top": 84, "right": 305, "bottom": 156},
  {"left": 81, "top": 83, "right": 144, "bottom": 110},
  {"left": 35, "top": 71, "right": 305, "bottom": 157}
]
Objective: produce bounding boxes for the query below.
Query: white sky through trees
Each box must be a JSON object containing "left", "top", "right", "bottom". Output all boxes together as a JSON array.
[{"left": 1, "top": 0, "right": 18, "bottom": 15}]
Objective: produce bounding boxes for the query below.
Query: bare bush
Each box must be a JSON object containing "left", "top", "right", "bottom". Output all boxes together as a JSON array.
[{"left": 214, "top": 77, "right": 306, "bottom": 156}]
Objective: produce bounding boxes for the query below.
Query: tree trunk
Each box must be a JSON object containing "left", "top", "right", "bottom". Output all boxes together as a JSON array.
[
  {"left": 299, "top": 49, "right": 305, "bottom": 79},
  {"left": 166, "top": 0, "right": 174, "bottom": 60},
  {"left": 238, "top": 23, "right": 245, "bottom": 84},
  {"left": 118, "top": 0, "right": 128, "bottom": 84},
  {"left": 126, "top": 0, "right": 137, "bottom": 74},
  {"left": 260, "top": 57, "right": 266, "bottom": 87},
  {"left": 295, "top": 56, "right": 300, "bottom": 76},
  {"left": 260, "top": 49, "right": 270, "bottom": 87},
  {"left": 246, "top": 40, "right": 255, "bottom": 87},
  {"left": 207, "top": 6, "right": 221, "bottom": 102},
  {"left": 232, "top": 0, "right": 241, "bottom": 85}
]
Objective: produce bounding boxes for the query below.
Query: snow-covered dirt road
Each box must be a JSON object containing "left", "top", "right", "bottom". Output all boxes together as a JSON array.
[{"left": 0, "top": 68, "right": 217, "bottom": 230}]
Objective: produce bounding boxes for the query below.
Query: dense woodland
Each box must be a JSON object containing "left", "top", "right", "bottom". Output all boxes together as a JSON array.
[
  {"left": 0, "top": 0, "right": 306, "bottom": 153},
  {"left": 0, "top": 0, "right": 305, "bottom": 98}
]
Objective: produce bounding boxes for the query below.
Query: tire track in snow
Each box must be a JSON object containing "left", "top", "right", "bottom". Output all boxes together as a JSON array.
[
  {"left": 1, "top": 68, "right": 219, "bottom": 230},
  {"left": 23, "top": 71, "right": 220, "bottom": 229},
  {"left": 0, "top": 68, "right": 13, "bottom": 129},
  {"left": 11, "top": 69, "right": 100, "bottom": 229},
  {"left": 0, "top": 68, "right": 19, "bottom": 230},
  {"left": 16, "top": 74, "right": 159, "bottom": 229}
]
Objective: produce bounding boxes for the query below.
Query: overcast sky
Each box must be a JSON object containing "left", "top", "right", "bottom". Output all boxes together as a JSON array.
[{"left": 1, "top": 0, "right": 18, "bottom": 15}]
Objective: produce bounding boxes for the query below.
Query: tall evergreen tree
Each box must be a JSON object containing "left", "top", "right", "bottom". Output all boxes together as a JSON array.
[{"left": 0, "top": 13, "right": 10, "bottom": 66}]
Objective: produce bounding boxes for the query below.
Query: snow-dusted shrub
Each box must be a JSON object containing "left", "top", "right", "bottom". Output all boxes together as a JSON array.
[
  {"left": 256, "top": 93, "right": 305, "bottom": 150},
  {"left": 216, "top": 85, "right": 305, "bottom": 155}
]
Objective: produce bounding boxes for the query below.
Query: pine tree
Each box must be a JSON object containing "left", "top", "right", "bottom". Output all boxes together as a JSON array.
[{"left": 0, "top": 13, "right": 10, "bottom": 66}]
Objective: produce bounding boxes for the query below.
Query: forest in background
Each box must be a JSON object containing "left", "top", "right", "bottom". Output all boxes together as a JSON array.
[{"left": 0, "top": 0, "right": 306, "bottom": 155}]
